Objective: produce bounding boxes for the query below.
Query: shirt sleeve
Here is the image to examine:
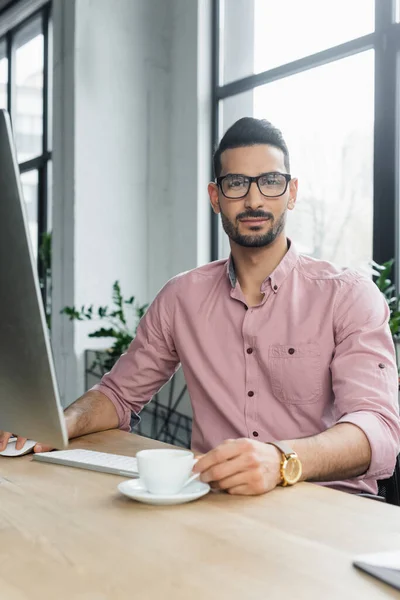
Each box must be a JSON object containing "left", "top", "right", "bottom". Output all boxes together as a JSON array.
[
  {"left": 90, "top": 280, "right": 180, "bottom": 431},
  {"left": 331, "top": 274, "right": 400, "bottom": 480}
]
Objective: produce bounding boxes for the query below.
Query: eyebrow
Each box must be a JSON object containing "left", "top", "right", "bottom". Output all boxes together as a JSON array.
[{"left": 221, "top": 171, "right": 287, "bottom": 177}]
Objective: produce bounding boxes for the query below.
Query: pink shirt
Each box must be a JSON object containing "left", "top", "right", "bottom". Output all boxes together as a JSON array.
[{"left": 93, "top": 241, "right": 400, "bottom": 495}]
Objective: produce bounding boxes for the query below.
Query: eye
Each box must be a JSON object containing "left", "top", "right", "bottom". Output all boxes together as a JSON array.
[
  {"left": 226, "top": 175, "right": 247, "bottom": 188},
  {"left": 259, "top": 173, "right": 284, "bottom": 186}
]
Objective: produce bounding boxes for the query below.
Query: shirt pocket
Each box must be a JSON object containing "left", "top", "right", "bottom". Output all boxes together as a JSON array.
[{"left": 268, "top": 343, "right": 322, "bottom": 405}]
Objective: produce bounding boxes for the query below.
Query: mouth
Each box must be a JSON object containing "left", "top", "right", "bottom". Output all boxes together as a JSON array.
[{"left": 239, "top": 218, "right": 269, "bottom": 224}]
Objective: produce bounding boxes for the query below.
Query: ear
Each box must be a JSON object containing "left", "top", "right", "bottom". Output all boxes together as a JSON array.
[
  {"left": 208, "top": 182, "right": 220, "bottom": 214},
  {"left": 287, "top": 178, "right": 298, "bottom": 211}
]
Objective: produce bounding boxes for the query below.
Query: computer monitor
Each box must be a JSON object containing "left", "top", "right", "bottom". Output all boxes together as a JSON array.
[{"left": 0, "top": 109, "right": 67, "bottom": 448}]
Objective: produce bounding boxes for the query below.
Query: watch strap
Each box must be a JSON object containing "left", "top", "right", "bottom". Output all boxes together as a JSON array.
[{"left": 268, "top": 440, "right": 296, "bottom": 458}]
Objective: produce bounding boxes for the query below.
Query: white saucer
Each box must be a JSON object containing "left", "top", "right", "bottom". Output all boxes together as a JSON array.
[{"left": 118, "top": 478, "right": 210, "bottom": 505}]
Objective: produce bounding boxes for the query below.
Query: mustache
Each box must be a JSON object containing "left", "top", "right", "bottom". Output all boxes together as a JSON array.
[{"left": 237, "top": 211, "right": 273, "bottom": 221}]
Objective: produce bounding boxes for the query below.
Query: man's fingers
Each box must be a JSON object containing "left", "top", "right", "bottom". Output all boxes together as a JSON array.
[
  {"left": 227, "top": 485, "right": 252, "bottom": 496},
  {"left": 209, "top": 481, "right": 220, "bottom": 490},
  {"left": 213, "top": 472, "right": 248, "bottom": 490},
  {"left": 15, "top": 437, "right": 27, "bottom": 450},
  {"left": 33, "top": 443, "right": 53, "bottom": 453},
  {"left": 0, "top": 432, "right": 12, "bottom": 451},
  {"left": 0, "top": 433, "right": 54, "bottom": 454},
  {"left": 194, "top": 439, "right": 248, "bottom": 474},
  {"left": 200, "top": 452, "right": 259, "bottom": 484}
]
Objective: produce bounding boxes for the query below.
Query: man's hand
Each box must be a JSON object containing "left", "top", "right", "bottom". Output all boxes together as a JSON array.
[
  {"left": 0, "top": 431, "right": 53, "bottom": 453},
  {"left": 193, "top": 438, "right": 282, "bottom": 495},
  {"left": 0, "top": 391, "right": 120, "bottom": 456}
]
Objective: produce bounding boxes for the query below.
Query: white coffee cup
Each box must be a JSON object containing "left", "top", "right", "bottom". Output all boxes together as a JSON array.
[{"left": 136, "top": 449, "right": 198, "bottom": 495}]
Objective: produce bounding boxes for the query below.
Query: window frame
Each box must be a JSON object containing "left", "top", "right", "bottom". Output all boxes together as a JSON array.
[
  {"left": 211, "top": 0, "right": 400, "bottom": 275},
  {"left": 1, "top": 0, "right": 51, "bottom": 305}
]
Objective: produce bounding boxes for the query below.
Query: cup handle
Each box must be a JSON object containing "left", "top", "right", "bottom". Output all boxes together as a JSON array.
[
  {"left": 181, "top": 458, "right": 201, "bottom": 489},
  {"left": 181, "top": 471, "right": 201, "bottom": 489}
]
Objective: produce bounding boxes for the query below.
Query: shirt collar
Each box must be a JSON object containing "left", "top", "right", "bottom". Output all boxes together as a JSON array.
[{"left": 226, "top": 238, "right": 299, "bottom": 293}]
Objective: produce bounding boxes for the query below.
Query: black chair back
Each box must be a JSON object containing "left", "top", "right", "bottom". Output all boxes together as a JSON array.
[{"left": 378, "top": 454, "right": 400, "bottom": 506}]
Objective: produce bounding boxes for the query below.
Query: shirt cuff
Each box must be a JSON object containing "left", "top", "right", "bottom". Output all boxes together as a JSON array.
[
  {"left": 90, "top": 383, "right": 133, "bottom": 432},
  {"left": 337, "top": 411, "right": 396, "bottom": 481}
]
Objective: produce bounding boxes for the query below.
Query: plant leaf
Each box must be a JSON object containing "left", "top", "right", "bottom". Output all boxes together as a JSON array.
[{"left": 88, "top": 327, "right": 119, "bottom": 339}]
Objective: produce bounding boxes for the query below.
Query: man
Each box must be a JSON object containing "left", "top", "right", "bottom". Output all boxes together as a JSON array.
[{"left": 3, "top": 118, "right": 400, "bottom": 496}]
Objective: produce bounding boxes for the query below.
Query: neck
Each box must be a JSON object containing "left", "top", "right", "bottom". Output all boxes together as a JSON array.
[{"left": 230, "top": 233, "right": 289, "bottom": 294}]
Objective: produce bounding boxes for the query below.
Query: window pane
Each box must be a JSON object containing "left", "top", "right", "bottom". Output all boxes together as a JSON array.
[
  {"left": 220, "top": 51, "right": 374, "bottom": 271},
  {"left": 397, "top": 0, "right": 400, "bottom": 22},
  {"left": 47, "top": 159, "right": 52, "bottom": 232},
  {"left": 13, "top": 18, "right": 44, "bottom": 162},
  {"left": 221, "top": 0, "right": 375, "bottom": 84},
  {"left": 0, "top": 41, "right": 7, "bottom": 109},
  {"left": 220, "top": 0, "right": 256, "bottom": 85},
  {"left": 47, "top": 17, "right": 53, "bottom": 151},
  {"left": 20, "top": 169, "right": 38, "bottom": 260}
]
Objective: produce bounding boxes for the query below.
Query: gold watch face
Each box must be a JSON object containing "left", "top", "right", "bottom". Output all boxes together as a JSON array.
[{"left": 283, "top": 456, "right": 302, "bottom": 485}]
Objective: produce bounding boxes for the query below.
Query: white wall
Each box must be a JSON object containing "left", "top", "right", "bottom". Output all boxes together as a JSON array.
[
  {"left": 52, "top": 0, "right": 78, "bottom": 405},
  {"left": 52, "top": 0, "right": 211, "bottom": 405}
]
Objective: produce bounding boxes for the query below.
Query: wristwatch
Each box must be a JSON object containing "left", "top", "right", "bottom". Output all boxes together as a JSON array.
[{"left": 268, "top": 441, "right": 302, "bottom": 486}]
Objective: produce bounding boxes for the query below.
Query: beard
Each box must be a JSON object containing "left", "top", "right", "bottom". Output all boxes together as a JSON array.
[{"left": 220, "top": 207, "right": 287, "bottom": 248}]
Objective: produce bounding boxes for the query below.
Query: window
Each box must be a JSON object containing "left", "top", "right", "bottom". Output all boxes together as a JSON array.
[
  {"left": 1, "top": 2, "right": 51, "bottom": 307},
  {"left": 213, "top": 0, "right": 400, "bottom": 277},
  {"left": 221, "top": 0, "right": 375, "bottom": 84},
  {"left": 221, "top": 52, "right": 374, "bottom": 269}
]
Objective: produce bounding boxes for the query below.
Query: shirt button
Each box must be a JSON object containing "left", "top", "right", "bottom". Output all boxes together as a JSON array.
[
  {"left": 253, "top": 431, "right": 259, "bottom": 437},
  {"left": 273, "top": 285, "right": 278, "bottom": 291},
  {"left": 247, "top": 348, "right": 253, "bottom": 354},
  {"left": 248, "top": 391, "right": 254, "bottom": 397},
  {"left": 288, "top": 348, "right": 295, "bottom": 355},
  {"left": 379, "top": 363, "right": 385, "bottom": 369}
]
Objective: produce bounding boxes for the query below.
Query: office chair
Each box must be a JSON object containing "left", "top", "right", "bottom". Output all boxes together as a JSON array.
[{"left": 377, "top": 454, "right": 400, "bottom": 506}]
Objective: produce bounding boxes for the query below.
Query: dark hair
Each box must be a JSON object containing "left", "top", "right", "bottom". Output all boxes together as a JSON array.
[{"left": 213, "top": 117, "right": 290, "bottom": 178}]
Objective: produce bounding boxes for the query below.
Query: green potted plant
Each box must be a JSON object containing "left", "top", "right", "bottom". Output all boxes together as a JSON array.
[{"left": 61, "top": 281, "right": 148, "bottom": 372}]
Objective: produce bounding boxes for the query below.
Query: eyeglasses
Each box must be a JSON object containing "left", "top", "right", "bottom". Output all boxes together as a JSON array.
[{"left": 216, "top": 172, "right": 291, "bottom": 199}]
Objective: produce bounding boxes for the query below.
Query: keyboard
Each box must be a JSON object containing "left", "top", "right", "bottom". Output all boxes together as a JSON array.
[{"left": 33, "top": 448, "right": 139, "bottom": 478}]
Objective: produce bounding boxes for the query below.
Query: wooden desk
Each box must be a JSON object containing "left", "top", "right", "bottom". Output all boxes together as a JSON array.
[{"left": 0, "top": 431, "right": 399, "bottom": 599}]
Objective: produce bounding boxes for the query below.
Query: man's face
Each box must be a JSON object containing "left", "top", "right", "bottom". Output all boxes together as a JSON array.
[{"left": 209, "top": 145, "right": 298, "bottom": 248}]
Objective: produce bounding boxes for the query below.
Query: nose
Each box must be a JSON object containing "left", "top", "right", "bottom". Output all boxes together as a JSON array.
[{"left": 244, "top": 180, "right": 264, "bottom": 210}]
